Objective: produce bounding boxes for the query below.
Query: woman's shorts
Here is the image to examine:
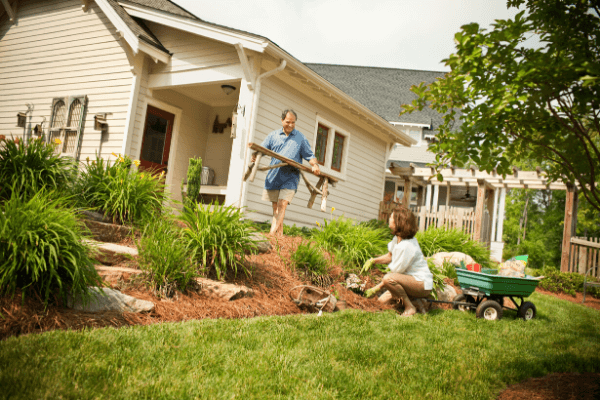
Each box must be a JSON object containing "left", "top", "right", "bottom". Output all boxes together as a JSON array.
[{"left": 262, "top": 188, "right": 296, "bottom": 203}]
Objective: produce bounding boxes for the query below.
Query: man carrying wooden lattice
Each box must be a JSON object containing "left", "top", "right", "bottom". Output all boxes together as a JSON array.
[{"left": 251, "top": 109, "right": 320, "bottom": 236}]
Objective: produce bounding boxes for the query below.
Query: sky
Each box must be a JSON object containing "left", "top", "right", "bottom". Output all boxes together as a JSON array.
[{"left": 171, "top": 0, "right": 523, "bottom": 72}]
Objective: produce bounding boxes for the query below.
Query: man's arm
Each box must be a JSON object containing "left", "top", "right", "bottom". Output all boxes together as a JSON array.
[{"left": 308, "top": 158, "right": 320, "bottom": 175}]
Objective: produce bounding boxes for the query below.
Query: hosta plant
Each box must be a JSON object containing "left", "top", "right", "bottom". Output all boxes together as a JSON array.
[
  {"left": 0, "top": 190, "right": 102, "bottom": 306},
  {"left": 416, "top": 227, "right": 492, "bottom": 268}
]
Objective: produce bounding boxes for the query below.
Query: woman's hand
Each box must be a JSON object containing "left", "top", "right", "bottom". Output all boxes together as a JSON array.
[{"left": 360, "top": 258, "right": 374, "bottom": 275}]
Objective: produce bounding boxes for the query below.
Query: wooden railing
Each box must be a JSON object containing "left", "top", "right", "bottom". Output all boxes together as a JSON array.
[
  {"left": 378, "top": 202, "right": 490, "bottom": 243},
  {"left": 566, "top": 237, "right": 600, "bottom": 277}
]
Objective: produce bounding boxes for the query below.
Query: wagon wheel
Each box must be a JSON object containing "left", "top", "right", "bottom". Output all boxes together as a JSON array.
[
  {"left": 490, "top": 296, "right": 504, "bottom": 307},
  {"left": 517, "top": 302, "right": 537, "bottom": 321},
  {"left": 476, "top": 300, "right": 503, "bottom": 320},
  {"left": 452, "top": 294, "right": 473, "bottom": 312}
]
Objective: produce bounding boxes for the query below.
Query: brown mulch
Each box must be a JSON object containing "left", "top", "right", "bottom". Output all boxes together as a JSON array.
[{"left": 2, "top": 237, "right": 599, "bottom": 400}]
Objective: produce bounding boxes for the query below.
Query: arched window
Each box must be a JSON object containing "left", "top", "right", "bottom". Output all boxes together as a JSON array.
[{"left": 48, "top": 96, "right": 87, "bottom": 158}]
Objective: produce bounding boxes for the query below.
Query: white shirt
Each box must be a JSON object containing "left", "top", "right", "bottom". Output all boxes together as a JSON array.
[{"left": 387, "top": 236, "right": 433, "bottom": 290}]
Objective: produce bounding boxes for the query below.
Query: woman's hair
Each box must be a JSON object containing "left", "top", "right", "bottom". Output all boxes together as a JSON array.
[{"left": 391, "top": 205, "right": 418, "bottom": 239}]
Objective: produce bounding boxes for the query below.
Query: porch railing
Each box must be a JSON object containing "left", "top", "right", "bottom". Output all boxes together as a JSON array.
[
  {"left": 378, "top": 202, "right": 490, "bottom": 243},
  {"left": 566, "top": 236, "right": 600, "bottom": 277}
]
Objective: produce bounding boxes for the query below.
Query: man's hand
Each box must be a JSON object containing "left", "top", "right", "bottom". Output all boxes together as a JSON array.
[{"left": 312, "top": 163, "right": 320, "bottom": 175}]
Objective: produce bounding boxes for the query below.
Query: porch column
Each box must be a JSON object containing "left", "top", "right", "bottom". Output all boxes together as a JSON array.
[
  {"left": 473, "top": 179, "right": 486, "bottom": 242},
  {"left": 416, "top": 185, "right": 424, "bottom": 207},
  {"left": 445, "top": 182, "right": 451, "bottom": 208},
  {"left": 225, "top": 78, "right": 254, "bottom": 206},
  {"left": 425, "top": 184, "right": 432, "bottom": 211},
  {"left": 432, "top": 184, "right": 440, "bottom": 212},
  {"left": 496, "top": 188, "right": 506, "bottom": 242},
  {"left": 402, "top": 178, "right": 412, "bottom": 207},
  {"left": 490, "top": 188, "right": 499, "bottom": 242},
  {"left": 561, "top": 184, "right": 578, "bottom": 272}
]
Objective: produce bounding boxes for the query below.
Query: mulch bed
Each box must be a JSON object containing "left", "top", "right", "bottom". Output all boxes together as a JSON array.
[{"left": 2, "top": 235, "right": 599, "bottom": 399}]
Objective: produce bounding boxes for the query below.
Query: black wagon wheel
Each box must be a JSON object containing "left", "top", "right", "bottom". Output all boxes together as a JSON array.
[
  {"left": 490, "top": 296, "right": 504, "bottom": 307},
  {"left": 452, "top": 294, "right": 473, "bottom": 312},
  {"left": 476, "top": 300, "right": 503, "bottom": 320},
  {"left": 517, "top": 302, "right": 537, "bottom": 321}
]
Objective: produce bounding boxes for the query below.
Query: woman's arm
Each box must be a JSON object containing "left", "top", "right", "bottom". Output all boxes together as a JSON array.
[{"left": 372, "top": 252, "right": 392, "bottom": 265}]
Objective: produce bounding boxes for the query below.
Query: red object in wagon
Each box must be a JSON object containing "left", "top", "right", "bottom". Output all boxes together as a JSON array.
[{"left": 466, "top": 263, "right": 481, "bottom": 272}]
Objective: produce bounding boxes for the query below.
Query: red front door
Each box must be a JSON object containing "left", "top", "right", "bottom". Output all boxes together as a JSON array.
[{"left": 139, "top": 105, "right": 175, "bottom": 175}]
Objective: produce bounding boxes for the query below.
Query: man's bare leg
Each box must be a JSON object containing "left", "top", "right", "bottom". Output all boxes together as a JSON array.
[{"left": 270, "top": 199, "right": 289, "bottom": 235}]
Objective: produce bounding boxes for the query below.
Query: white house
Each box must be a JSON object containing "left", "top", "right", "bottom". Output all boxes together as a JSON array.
[{"left": 0, "top": 0, "right": 415, "bottom": 227}]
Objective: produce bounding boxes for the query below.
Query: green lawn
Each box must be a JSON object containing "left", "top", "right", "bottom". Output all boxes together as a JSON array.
[{"left": 1, "top": 292, "right": 599, "bottom": 400}]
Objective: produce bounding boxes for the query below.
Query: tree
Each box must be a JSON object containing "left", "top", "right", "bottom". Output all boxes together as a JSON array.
[{"left": 402, "top": 0, "right": 600, "bottom": 212}]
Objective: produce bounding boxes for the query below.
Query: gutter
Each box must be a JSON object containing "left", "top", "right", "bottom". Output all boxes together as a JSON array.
[{"left": 238, "top": 59, "right": 287, "bottom": 208}]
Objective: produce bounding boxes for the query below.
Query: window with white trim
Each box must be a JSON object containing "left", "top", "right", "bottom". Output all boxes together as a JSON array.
[
  {"left": 312, "top": 117, "right": 350, "bottom": 178},
  {"left": 48, "top": 96, "right": 88, "bottom": 159}
]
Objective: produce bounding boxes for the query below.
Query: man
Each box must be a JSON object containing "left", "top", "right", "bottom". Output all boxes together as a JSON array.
[{"left": 251, "top": 109, "right": 320, "bottom": 235}]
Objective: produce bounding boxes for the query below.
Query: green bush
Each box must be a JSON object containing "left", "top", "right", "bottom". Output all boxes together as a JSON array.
[
  {"left": 0, "top": 137, "right": 76, "bottom": 201},
  {"left": 291, "top": 241, "right": 330, "bottom": 286},
  {"left": 0, "top": 190, "right": 102, "bottom": 306},
  {"left": 416, "top": 227, "right": 492, "bottom": 268},
  {"left": 137, "top": 217, "right": 196, "bottom": 297},
  {"left": 183, "top": 157, "right": 202, "bottom": 208},
  {"left": 178, "top": 202, "right": 257, "bottom": 280},
  {"left": 78, "top": 155, "right": 167, "bottom": 225},
  {"left": 284, "top": 224, "right": 314, "bottom": 238},
  {"left": 538, "top": 268, "right": 600, "bottom": 297},
  {"left": 426, "top": 259, "right": 449, "bottom": 300},
  {"left": 311, "top": 216, "right": 389, "bottom": 271}
]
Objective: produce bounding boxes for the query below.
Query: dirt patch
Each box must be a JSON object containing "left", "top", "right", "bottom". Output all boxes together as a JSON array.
[
  {"left": 535, "top": 288, "right": 600, "bottom": 311},
  {"left": 497, "top": 373, "right": 600, "bottom": 400}
]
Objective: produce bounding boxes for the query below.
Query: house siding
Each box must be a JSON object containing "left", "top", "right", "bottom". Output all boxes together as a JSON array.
[
  {"left": 244, "top": 76, "right": 388, "bottom": 226},
  {"left": 0, "top": 0, "right": 134, "bottom": 160}
]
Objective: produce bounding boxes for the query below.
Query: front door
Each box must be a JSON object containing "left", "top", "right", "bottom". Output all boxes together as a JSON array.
[{"left": 139, "top": 105, "right": 175, "bottom": 175}]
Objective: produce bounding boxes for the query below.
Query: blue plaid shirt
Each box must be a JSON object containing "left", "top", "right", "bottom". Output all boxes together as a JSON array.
[{"left": 260, "top": 128, "right": 316, "bottom": 190}]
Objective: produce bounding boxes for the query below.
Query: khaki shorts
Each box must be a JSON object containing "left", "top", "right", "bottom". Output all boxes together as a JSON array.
[{"left": 262, "top": 188, "right": 296, "bottom": 204}]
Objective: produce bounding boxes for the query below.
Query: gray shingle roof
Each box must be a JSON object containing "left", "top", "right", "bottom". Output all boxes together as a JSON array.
[
  {"left": 118, "top": 0, "right": 200, "bottom": 21},
  {"left": 107, "top": 0, "right": 169, "bottom": 54},
  {"left": 305, "top": 64, "right": 452, "bottom": 131}
]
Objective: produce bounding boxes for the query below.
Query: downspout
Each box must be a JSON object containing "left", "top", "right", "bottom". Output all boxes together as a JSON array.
[{"left": 238, "top": 59, "right": 287, "bottom": 208}]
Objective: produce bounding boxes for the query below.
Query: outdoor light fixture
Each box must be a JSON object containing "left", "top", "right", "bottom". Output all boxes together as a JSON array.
[
  {"left": 16, "top": 112, "right": 26, "bottom": 128},
  {"left": 221, "top": 84, "right": 236, "bottom": 95}
]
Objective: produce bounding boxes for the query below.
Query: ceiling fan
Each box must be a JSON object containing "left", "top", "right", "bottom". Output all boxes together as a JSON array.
[{"left": 451, "top": 186, "right": 476, "bottom": 202}]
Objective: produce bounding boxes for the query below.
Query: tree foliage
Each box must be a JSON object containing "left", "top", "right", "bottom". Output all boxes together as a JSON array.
[{"left": 402, "top": 0, "right": 600, "bottom": 212}]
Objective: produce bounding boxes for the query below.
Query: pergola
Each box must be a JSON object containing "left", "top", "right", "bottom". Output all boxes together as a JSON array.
[{"left": 388, "top": 163, "right": 579, "bottom": 270}]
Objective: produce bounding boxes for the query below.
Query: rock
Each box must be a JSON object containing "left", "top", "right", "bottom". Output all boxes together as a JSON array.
[
  {"left": 79, "top": 210, "right": 112, "bottom": 223},
  {"left": 436, "top": 284, "right": 457, "bottom": 302},
  {"left": 83, "top": 220, "right": 132, "bottom": 243},
  {"left": 86, "top": 241, "right": 138, "bottom": 265},
  {"left": 429, "top": 252, "right": 475, "bottom": 270},
  {"left": 249, "top": 232, "right": 272, "bottom": 253},
  {"left": 193, "top": 278, "right": 254, "bottom": 301},
  {"left": 68, "top": 287, "right": 154, "bottom": 313},
  {"left": 95, "top": 265, "right": 143, "bottom": 282}
]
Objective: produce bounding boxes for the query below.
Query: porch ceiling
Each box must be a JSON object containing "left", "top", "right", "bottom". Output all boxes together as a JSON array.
[
  {"left": 389, "top": 163, "right": 574, "bottom": 191},
  {"left": 171, "top": 81, "right": 241, "bottom": 108}
]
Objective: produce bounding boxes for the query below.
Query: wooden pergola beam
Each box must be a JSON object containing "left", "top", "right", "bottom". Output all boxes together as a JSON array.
[{"left": 561, "top": 184, "right": 578, "bottom": 272}]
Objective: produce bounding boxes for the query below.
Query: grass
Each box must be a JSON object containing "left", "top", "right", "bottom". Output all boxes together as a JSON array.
[{"left": 1, "top": 293, "right": 599, "bottom": 400}]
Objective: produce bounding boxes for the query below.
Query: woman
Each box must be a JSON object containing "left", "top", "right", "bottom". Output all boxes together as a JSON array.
[{"left": 364, "top": 206, "right": 433, "bottom": 317}]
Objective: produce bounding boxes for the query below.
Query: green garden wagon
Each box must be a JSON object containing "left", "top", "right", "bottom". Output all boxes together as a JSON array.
[{"left": 448, "top": 268, "right": 541, "bottom": 321}]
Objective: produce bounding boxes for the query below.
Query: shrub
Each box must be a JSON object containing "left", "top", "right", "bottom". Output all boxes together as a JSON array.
[
  {"left": 137, "top": 217, "right": 196, "bottom": 297},
  {"left": 0, "top": 137, "right": 76, "bottom": 201},
  {"left": 291, "top": 242, "right": 330, "bottom": 286},
  {"left": 284, "top": 224, "right": 314, "bottom": 238},
  {"left": 312, "top": 216, "right": 390, "bottom": 271},
  {"left": 183, "top": 157, "right": 202, "bottom": 207},
  {"left": 178, "top": 202, "right": 257, "bottom": 280},
  {"left": 416, "top": 227, "right": 492, "bottom": 268},
  {"left": 0, "top": 190, "right": 102, "bottom": 306},
  {"left": 426, "top": 259, "right": 449, "bottom": 300},
  {"left": 538, "top": 268, "right": 600, "bottom": 297},
  {"left": 78, "top": 155, "right": 167, "bottom": 225}
]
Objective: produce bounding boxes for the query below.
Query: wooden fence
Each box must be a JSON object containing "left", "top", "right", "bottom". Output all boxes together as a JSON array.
[
  {"left": 565, "top": 237, "right": 600, "bottom": 277},
  {"left": 379, "top": 202, "right": 490, "bottom": 243}
]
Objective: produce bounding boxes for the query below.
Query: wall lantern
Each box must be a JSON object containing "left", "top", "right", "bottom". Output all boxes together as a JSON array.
[
  {"left": 16, "top": 112, "right": 26, "bottom": 128},
  {"left": 221, "top": 84, "right": 236, "bottom": 96},
  {"left": 94, "top": 113, "right": 110, "bottom": 132}
]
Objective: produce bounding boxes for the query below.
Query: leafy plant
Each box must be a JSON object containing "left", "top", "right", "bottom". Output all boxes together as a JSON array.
[
  {"left": 81, "top": 155, "right": 167, "bottom": 225},
  {"left": 137, "top": 216, "right": 197, "bottom": 297},
  {"left": 183, "top": 157, "right": 202, "bottom": 208},
  {"left": 291, "top": 241, "right": 330, "bottom": 286},
  {"left": 0, "top": 190, "right": 102, "bottom": 306},
  {"left": 178, "top": 202, "right": 257, "bottom": 280},
  {"left": 538, "top": 268, "right": 600, "bottom": 298},
  {"left": 0, "top": 137, "right": 76, "bottom": 201},
  {"left": 426, "top": 259, "right": 448, "bottom": 300},
  {"left": 416, "top": 227, "right": 491, "bottom": 268}
]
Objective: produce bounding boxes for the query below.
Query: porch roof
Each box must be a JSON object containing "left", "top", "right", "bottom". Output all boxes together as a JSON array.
[{"left": 389, "top": 163, "right": 574, "bottom": 191}]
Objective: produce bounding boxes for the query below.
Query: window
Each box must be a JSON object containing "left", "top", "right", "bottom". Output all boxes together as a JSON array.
[
  {"left": 409, "top": 129, "right": 422, "bottom": 146},
  {"left": 314, "top": 124, "right": 329, "bottom": 165},
  {"left": 312, "top": 117, "right": 350, "bottom": 178},
  {"left": 331, "top": 133, "right": 345, "bottom": 171},
  {"left": 49, "top": 96, "right": 88, "bottom": 159}
]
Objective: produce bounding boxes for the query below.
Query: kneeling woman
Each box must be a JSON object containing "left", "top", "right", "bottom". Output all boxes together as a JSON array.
[{"left": 365, "top": 206, "right": 433, "bottom": 317}]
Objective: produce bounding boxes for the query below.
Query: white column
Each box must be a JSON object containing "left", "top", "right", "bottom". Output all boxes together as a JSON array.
[
  {"left": 496, "top": 188, "right": 506, "bottom": 241},
  {"left": 425, "top": 184, "right": 432, "bottom": 211},
  {"left": 490, "top": 188, "right": 499, "bottom": 242},
  {"left": 432, "top": 184, "right": 439, "bottom": 212}
]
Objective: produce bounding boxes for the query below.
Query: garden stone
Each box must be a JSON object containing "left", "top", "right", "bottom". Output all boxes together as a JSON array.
[
  {"left": 436, "top": 284, "right": 457, "bottom": 303},
  {"left": 90, "top": 241, "right": 138, "bottom": 265},
  {"left": 79, "top": 210, "right": 112, "bottom": 223},
  {"left": 83, "top": 220, "right": 132, "bottom": 243},
  {"left": 194, "top": 278, "right": 254, "bottom": 301},
  {"left": 68, "top": 287, "right": 154, "bottom": 313},
  {"left": 250, "top": 232, "right": 272, "bottom": 253},
  {"left": 429, "top": 252, "right": 475, "bottom": 269}
]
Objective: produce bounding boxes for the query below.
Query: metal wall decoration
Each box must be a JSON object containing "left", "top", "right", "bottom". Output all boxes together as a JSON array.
[{"left": 212, "top": 115, "right": 231, "bottom": 134}]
